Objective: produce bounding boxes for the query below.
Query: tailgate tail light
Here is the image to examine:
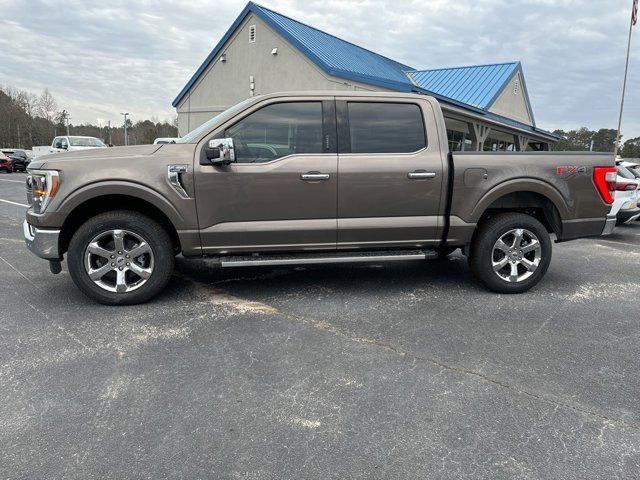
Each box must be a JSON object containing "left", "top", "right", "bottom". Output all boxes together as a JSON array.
[{"left": 593, "top": 167, "right": 617, "bottom": 204}]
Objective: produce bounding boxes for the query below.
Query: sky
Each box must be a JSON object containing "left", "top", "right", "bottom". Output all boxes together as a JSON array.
[{"left": 0, "top": 0, "right": 639, "bottom": 138}]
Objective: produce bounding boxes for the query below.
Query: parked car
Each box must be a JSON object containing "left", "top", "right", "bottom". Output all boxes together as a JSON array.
[
  {"left": 614, "top": 164, "right": 640, "bottom": 225},
  {"left": 24, "top": 91, "right": 616, "bottom": 305},
  {"left": 32, "top": 146, "right": 53, "bottom": 159},
  {"left": 0, "top": 153, "right": 13, "bottom": 173},
  {"left": 1, "top": 149, "right": 30, "bottom": 172},
  {"left": 153, "top": 137, "right": 181, "bottom": 144},
  {"left": 50, "top": 136, "right": 107, "bottom": 154}
]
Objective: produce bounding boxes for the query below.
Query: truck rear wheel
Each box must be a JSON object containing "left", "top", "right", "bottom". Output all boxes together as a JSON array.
[
  {"left": 469, "top": 213, "right": 551, "bottom": 293},
  {"left": 67, "top": 211, "right": 174, "bottom": 305}
]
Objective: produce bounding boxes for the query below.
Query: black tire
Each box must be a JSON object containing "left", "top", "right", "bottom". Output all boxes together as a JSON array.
[
  {"left": 67, "top": 211, "right": 174, "bottom": 305},
  {"left": 469, "top": 213, "right": 551, "bottom": 294}
]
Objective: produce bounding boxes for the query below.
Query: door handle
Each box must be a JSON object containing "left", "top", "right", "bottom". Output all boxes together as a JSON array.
[
  {"left": 301, "top": 173, "right": 330, "bottom": 181},
  {"left": 407, "top": 171, "right": 436, "bottom": 180}
]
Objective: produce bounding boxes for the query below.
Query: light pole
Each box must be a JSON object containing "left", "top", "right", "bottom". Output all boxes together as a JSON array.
[{"left": 120, "top": 112, "right": 129, "bottom": 146}]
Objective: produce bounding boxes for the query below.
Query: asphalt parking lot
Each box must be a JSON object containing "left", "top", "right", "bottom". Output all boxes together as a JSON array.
[{"left": 1, "top": 172, "right": 639, "bottom": 479}]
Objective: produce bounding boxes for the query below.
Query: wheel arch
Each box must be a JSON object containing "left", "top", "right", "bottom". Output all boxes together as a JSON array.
[
  {"left": 58, "top": 190, "right": 182, "bottom": 255},
  {"left": 470, "top": 179, "right": 570, "bottom": 237}
]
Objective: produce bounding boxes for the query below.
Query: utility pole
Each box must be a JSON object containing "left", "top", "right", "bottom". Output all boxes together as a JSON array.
[
  {"left": 66, "top": 114, "right": 71, "bottom": 136},
  {"left": 108, "top": 120, "right": 112, "bottom": 145},
  {"left": 120, "top": 112, "right": 129, "bottom": 146},
  {"left": 614, "top": 0, "right": 637, "bottom": 157}
]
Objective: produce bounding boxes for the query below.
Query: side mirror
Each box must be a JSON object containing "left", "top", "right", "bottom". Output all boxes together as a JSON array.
[{"left": 204, "top": 138, "right": 235, "bottom": 165}]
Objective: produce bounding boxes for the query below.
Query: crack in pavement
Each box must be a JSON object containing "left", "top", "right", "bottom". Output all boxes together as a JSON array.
[{"left": 185, "top": 276, "right": 640, "bottom": 434}]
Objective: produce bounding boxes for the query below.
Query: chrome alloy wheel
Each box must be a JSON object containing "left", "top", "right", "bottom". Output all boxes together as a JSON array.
[
  {"left": 83, "top": 229, "right": 154, "bottom": 293},
  {"left": 491, "top": 228, "right": 542, "bottom": 283}
]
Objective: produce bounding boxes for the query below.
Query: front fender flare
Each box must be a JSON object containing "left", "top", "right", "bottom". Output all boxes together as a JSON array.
[{"left": 57, "top": 181, "right": 187, "bottom": 229}]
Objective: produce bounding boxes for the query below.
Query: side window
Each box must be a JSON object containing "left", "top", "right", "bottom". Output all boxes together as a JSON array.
[
  {"left": 225, "top": 102, "right": 323, "bottom": 163},
  {"left": 53, "top": 137, "right": 61, "bottom": 148},
  {"left": 61, "top": 138, "right": 69, "bottom": 149},
  {"left": 347, "top": 102, "right": 426, "bottom": 154}
]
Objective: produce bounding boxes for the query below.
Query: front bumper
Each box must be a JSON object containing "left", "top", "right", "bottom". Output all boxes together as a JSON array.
[
  {"left": 601, "top": 214, "right": 617, "bottom": 235},
  {"left": 23, "top": 220, "right": 61, "bottom": 260}
]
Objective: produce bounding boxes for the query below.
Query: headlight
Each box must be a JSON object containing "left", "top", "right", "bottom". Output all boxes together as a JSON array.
[{"left": 26, "top": 170, "right": 59, "bottom": 214}]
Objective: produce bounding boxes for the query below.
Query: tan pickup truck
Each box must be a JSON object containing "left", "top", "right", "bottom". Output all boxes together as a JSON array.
[{"left": 24, "top": 92, "right": 617, "bottom": 304}]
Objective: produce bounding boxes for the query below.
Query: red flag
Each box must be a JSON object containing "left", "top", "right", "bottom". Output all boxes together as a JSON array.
[{"left": 633, "top": 0, "right": 638, "bottom": 26}]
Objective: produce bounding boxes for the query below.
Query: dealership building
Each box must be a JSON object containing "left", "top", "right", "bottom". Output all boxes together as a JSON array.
[{"left": 173, "top": 2, "right": 558, "bottom": 151}]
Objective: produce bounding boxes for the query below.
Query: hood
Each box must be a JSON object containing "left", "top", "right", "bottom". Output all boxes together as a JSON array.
[
  {"left": 32, "top": 144, "right": 162, "bottom": 169},
  {"left": 43, "top": 144, "right": 161, "bottom": 161}
]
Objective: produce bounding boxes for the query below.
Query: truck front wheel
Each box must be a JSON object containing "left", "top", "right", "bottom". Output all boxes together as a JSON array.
[
  {"left": 469, "top": 213, "right": 552, "bottom": 294},
  {"left": 67, "top": 211, "right": 175, "bottom": 305}
]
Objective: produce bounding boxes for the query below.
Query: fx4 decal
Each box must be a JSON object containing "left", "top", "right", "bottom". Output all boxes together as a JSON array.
[{"left": 556, "top": 166, "right": 588, "bottom": 177}]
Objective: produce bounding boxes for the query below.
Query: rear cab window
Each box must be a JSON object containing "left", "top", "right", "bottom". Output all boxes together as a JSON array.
[{"left": 345, "top": 102, "right": 426, "bottom": 154}]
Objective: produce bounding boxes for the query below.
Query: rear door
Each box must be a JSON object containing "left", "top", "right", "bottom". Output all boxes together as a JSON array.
[
  {"left": 335, "top": 97, "right": 446, "bottom": 249},
  {"left": 194, "top": 97, "right": 338, "bottom": 254}
]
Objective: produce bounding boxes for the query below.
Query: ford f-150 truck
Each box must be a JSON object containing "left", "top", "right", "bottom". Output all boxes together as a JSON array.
[{"left": 23, "top": 92, "right": 618, "bottom": 305}]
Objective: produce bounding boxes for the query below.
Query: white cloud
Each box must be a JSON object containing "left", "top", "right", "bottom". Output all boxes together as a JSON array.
[{"left": 0, "top": 0, "right": 638, "bottom": 138}]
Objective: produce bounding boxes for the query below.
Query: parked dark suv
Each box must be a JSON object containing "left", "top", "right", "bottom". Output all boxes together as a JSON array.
[{"left": 2, "top": 149, "right": 30, "bottom": 172}]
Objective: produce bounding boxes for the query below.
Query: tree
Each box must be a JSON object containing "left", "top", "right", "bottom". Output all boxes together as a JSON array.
[
  {"left": 620, "top": 137, "right": 640, "bottom": 158},
  {"left": 37, "top": 89, "right": 57, "bottom": 122},
  {"left": 552, "top": 127, "right": 621, "bottom": 152},
  {"left": 591, "top": 129, "right": 618, "bottom": 153}
]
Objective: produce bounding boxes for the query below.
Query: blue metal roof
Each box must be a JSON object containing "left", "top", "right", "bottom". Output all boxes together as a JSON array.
[
  {"left": 171, "top": 3, "right": 550, "bottom": 137},
  {"left": 172, "top": 2, "right": 415, "bottom": 107},
  {"left": 408, "top": 62, "right": 519, "bottom": 110}
]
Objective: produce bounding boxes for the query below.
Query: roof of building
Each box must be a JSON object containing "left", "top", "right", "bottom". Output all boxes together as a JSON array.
[
  {"left": 173, "top": 2, "right": 555, "bottom": 139},
  {"left": 172, "top": 2, "right": 416, "bottom": 108},
  {"left": 408, "top": 62, "right": 515, "bottom": 109}
]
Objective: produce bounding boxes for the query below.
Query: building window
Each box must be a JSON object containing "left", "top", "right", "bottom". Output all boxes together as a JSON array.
[
  {"left": 249, "top": 25, "right": 256, "bottom": 43},
  {"left": 483, "top": 137, "right": 515, "bottom": 151},
  {"left": 346, "top": 102, "right": 426, "bottom": 154},
  {"left": 446, "top": 129, "right": 471, "bottom": 152}
]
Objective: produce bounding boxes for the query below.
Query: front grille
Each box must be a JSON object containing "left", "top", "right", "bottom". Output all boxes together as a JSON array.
[{"left": 25, "top": 176, "right": 34, "bottom": 205}]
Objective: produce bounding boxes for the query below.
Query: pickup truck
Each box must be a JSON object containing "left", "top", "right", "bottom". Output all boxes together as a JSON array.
[{"left": 23, "top": 92, "right": 617, "bottom": 305}]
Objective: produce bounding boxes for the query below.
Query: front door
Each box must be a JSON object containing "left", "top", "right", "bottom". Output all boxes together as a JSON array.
[
  {"left": 195, "top": 99, "right": 338, "bottom": 254},
  {"left": 336, "top": 98, "right": 445, "bottom": 249}
]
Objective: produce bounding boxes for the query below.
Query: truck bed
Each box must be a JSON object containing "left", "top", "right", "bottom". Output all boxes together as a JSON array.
[{"left": 447, "top": 151, "right": 614, "bottom": 243}]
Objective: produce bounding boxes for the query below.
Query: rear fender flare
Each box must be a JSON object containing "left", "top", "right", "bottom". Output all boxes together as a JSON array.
[{"left": 469, "top": 178, "right": 571, "bottom": 223}]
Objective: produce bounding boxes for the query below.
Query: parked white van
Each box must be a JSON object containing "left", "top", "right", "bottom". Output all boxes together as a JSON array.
[{"left": 50, "top": 136, "right": 106, "bottom": 153}]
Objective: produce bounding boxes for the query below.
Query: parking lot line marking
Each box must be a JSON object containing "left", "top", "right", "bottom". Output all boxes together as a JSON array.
[
  {"left": 0, "top": 178, "right": 25, "bottom": 183},
  {"left": 0, "top": 198, "right": 29, "bottom": 207},
  {"left": 598, "top": 239, "right": 640, "bottom": 248}
]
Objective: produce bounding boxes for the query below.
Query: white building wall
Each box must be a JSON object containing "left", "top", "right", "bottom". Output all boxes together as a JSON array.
[
  {"left": 176, "top": 13, "right": 384, "bottom": 135},
  {"left": 488, "top": 72, "right": 533, "bottom": 126}
]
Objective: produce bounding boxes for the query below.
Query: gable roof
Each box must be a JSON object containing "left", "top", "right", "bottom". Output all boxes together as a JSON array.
[
  {"left": 172, "top": 2, "right": 415, "bottom": 107},
  {"left": 172, "top": 3, "right": 554, "bottom": 139},
  {"left": 408, "top": 62, "right": 518, "bottom": 110},
  {"left": 407, "top": 62, "right": 535, "bottom": 126}
]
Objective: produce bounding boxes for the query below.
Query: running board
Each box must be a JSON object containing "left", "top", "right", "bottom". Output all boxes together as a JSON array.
[{"left": 219, "top": 249, "right": 438, "bottom": 268}]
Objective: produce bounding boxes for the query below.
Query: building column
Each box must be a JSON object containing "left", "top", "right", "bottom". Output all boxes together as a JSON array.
[
  {"left": 515, "top": 135, "right": 530, "bottom": 152},
  {"left": 468, "top": 122, "right": 491, "bottom": 151}
]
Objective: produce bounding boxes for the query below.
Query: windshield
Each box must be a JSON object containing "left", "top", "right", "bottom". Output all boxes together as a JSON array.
[
  {"left": 69, "top": 137, "right": 106, "bottom": 147},
  {"left": 617, "top": 165, "right": 638, "bottom": 180},
  {"left": 176, "top": 97, "right": 256, "bottom": 143},
  {"left": 625, "top": 166, "right": 640, "bottom": 179}
]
